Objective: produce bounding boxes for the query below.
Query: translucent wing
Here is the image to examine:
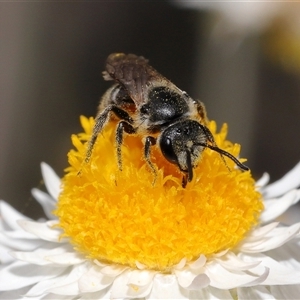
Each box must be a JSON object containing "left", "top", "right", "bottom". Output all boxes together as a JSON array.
[{"left": 103, "top": 53, "right": 181, "bottom": 107}]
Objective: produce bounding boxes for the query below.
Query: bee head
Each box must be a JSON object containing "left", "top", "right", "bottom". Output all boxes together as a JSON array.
[
  {"left": 159, "top": 120, "right": 249, "bottom": 186},
  {"left": 159, "top": 120, "right": 207, "bottom": 183}
]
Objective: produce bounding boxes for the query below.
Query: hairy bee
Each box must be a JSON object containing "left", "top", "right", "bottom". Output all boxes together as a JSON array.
[{"left": 84, "top": 53, "right": 248, "bottom": 187}]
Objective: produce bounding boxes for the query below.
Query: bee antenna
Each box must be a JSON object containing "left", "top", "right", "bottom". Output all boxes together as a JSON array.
[{"left": 196, "top": 143, "right": 249, "bottom": 171}]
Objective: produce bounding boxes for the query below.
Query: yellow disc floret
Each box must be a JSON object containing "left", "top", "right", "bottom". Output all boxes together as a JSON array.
[{"left": 55, "top": 116, "right": 263, "bottom": 271}]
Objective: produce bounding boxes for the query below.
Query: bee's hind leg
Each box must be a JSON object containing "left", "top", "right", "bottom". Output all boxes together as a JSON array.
[
  {"left": 144, "top": 136, "right": 157, "bottom": 185},
  {"left": 116, "top": 121, "right": 136, "bottom": 171}
]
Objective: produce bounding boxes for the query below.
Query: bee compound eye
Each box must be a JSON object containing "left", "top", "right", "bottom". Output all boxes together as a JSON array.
[{"left": 160, "top": 136, "right": 178, "bottom": 165}]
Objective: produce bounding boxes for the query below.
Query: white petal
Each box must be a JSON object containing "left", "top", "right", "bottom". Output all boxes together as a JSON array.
[
  {"left": 10, "top": 250, "right": 52, "bottom": 266},
  {"left": 261, "top": 189, "right": 300, "bottom": 223},
  {"left": 9, "top": 243, "right": 77, "bottom": 266},
  {"left": 31, "top": 188, "right": 57, "bottom": 220},
  {"left": 45, "top": 263, "right": 89, "bottom": 295},
  {"left": 204, "top": 286, "right": 233, "bottom": 299},
  {"left": 27, "top": 267, "right": 104, "bottom": 298},
  {"left": 2, "top": 228, "right": 38, "bottom": 239},
  {"left": 0, "top": 244, "right": 16, "bottom": 264},
  {"left": 270, "top": 284, "right": 300, "bottom": 299},
  {"left": 110, "top": 269, "right": 153, "bottom": 299},
  {"left": 47, "top": 281, "right": 80, "bottom": 296},
  {"left": 0, "top": 201, "right": 30, "bottom": 230},
  {"left": 185, "top": 273, "right": 210, "bottom": 290},
  {"left": 216, "top": 251, "right": 261, "bottom": 271},
  {"left": 100, "top": 264, "right": 128, "bottom": 277},
  {"left": 244, "top": 223, "right": 279, "bottom": 242},
  {"left": 78, "top": 288, "right": 111, "bottom": 300},
  {"left": 175, "top": 267, "right": 209, "bottom": 289},
  {"left": 255, "top": 173, "right": 270, "bottom": 189},
  {"left": 46, "top": 252, "right": 85, "bottom": 265},
  {"left": 266, "top": 239, "right": 300, "bottom": 269},
  {"left": 136, "top": 260, "right": 147, "bottom": 270},
  {"left": 237, "top": 286, "right": 276, "bottom": 299},
  {"left": 0, "top": 286, "right": 32, "bottom": 300},
  {"left": 0, "top": 231, "right": 44, "bottom": 250},
  {"left": 204, "top": 260, "right": 268, "bottom": 289},
  {"left": 240, "top": 253, "right": 300, "bottom": 285},
  {"left": 173, "top": 257, "right": 187, "bottom": 270},
  {"left": 239, "top": 223, "right": 300, "bottom": 253},
  {"left": 26, "top": 274, "right": 70, "bottom": 297},
  {"left": 93, "top": 259, "right": 107, "bottom": 268},
  {"left": 128, "top": 269, "right": 156, "bottom": 287},
  {"left": 188, "top": 286, "right": 233, "bottom": 300},
  {"left": 188, "top": 254, "right": 206, "bottom": 270},
  {"left": 42, "top": 293, "right": 75, "bottom": 299},
  {"left": 147, "top": 274, "right": 189, "bottom": 299},
  {"left": 41, "top": 162, "right": 61, "bottom": 201},
  {"left": 261, "top": 161, "right": 300, "bottom": 198},
  {"left": 17, "top": 220, "right": 66, "bottom": 243},
  {"left": 0, "top": 260, "right": 65, "bottom": 291},
  {"left": 78, "top": 264, "right": 115, "bottom": 293},
  {"left": 210, "top": 249, "right": 228, "bottom": 258}
]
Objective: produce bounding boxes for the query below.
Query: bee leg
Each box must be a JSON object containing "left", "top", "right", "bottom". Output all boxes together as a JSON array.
[
  {"left": 185, "top": 149, "right": 193, "bottom": 182},
  {"left": 144, "top": 136, "right": 157, "bottom": 185},
  {"left": 116, "top": 121, "right": 136, "bottom": 171},
  {"left": 84, "top": 106, "right": 111, "bottom": 165},
  {"left": 182, "top": 173, "right": 188, "bottom": 188},
  {"left": 181, "top": 150, "right": 193, "bottom": 188},
  {"left": 85, "top": 105, "right": 133, "bottom": 164},
  {"left": 194, "top": 100, "right": 208, "bottom": 124}
]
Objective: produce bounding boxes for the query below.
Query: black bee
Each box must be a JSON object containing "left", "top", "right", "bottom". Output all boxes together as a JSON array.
[{"left": 84, "top": 53, "right": 248, "bottom": 187}]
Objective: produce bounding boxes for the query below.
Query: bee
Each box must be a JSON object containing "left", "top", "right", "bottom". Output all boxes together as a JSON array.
[{"left": 84, "top": 53, "right": 248, "bottom": 187}]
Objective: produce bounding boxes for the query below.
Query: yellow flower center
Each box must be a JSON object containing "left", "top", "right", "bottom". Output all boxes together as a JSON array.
[{"left": 55, "top": 116, "right": 263, "bottom": 271}]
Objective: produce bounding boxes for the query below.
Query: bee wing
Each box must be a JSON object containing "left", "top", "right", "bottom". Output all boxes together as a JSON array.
[{"left": 103, "top": 53, "right": 178, "bottom": 107}]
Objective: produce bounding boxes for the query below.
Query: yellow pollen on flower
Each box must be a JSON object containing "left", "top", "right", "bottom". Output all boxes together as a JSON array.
[{"left": 55, "top": 116, "right": 263, "bottom": 271}]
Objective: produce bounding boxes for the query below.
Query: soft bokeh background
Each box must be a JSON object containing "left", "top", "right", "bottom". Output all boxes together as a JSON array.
[{"left": 1, "top": 1, "right": 300, "bottom": 220}]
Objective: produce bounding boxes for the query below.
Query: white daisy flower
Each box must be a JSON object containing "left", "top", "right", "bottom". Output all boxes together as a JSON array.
[{"left": 1, "top": 116, "right": 300, "bottom": 299}]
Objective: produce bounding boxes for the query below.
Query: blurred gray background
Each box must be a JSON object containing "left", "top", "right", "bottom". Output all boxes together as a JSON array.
[{"left": 1, "top": 2, "right": 300, "bottom": 219}]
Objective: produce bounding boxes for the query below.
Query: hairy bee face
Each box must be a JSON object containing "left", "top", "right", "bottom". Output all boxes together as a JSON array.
[{"left": 159, "top": 120, "right": 208, "bottom": 181}]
